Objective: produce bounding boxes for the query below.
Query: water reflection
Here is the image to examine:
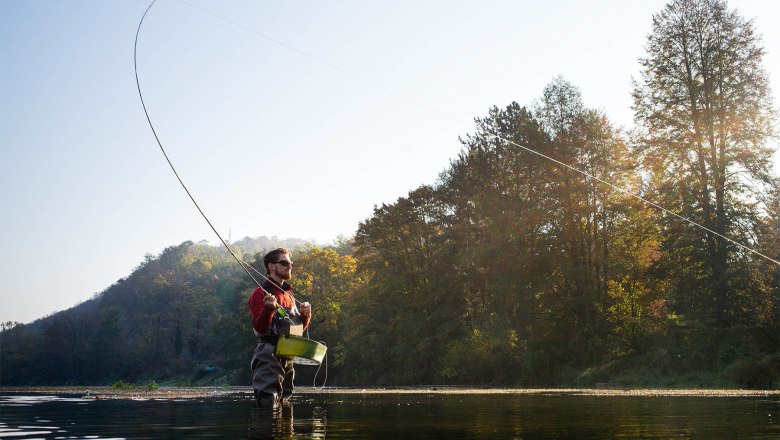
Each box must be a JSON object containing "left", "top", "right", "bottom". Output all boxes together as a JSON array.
[
  {"left": 0, "top": 395, "right": 122, "bottom": 439},
  {"left": 248, "top": 401, "right": 327, "bottom": 439},
  {"left": 1, "top": 392, "right": 777, "bottom": 439}
]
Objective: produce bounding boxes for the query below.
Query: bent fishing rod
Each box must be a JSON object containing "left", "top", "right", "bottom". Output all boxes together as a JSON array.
[{"left": 134, "top": 0, "right": 311, "bottom": 309}]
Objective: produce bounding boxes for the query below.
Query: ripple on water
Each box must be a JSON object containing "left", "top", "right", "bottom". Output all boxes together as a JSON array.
[
  {"left": 1, "top": 395, "right": 89, "bottom": 405},
  {"left": 2, "top": 392, "right": 778, "bottom": 439}
]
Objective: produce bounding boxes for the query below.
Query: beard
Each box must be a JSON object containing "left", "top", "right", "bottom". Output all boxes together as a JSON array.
[{"left": 272, "top": 267, "right": 291, "bottom": 281}]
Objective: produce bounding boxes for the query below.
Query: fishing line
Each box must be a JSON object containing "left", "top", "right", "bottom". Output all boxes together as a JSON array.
[
  {"left": 487, "top": 131, "right": 780, "bottom": 267},
  {"left": 174, "top": 0, "right": 780, "bottom": 268},
  {"left": 175, "top": 0, "right": 451, "bottom": 122},
  {"left": 238, "top": 259, "right": 311, "bottom": 339},
  {"left": 135, "top": 0, "right": 267, "bottom": 289},
  {"left": 135, "top": 1, "right": 320, "bottom": 349},
  {"left": 242, "top": 262, "right": 303, "bottom": 304}
]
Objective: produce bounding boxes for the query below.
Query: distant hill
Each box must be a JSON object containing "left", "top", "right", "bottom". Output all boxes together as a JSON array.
[{"left": 0, "top": 237, "right": 337, "bottom": 386}]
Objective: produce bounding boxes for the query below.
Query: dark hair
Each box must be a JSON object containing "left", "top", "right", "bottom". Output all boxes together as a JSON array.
[{"left": 264, "top": 248, "right": 290, "bottom": 272}]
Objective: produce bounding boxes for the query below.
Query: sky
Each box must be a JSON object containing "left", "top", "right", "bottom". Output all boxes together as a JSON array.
[{"left": 2, "top": 0, "right": 779, "bottom": 324}]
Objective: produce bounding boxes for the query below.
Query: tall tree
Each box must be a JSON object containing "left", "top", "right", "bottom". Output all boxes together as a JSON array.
[
  {"left": 349, "top": 186, "right": 454, "bottom": 384},
  {"left": 632, "top": 0, "right": 776, "bottom": 328},
  {"left": 438, "top": 102, "right": 553, "bottom": 383}
]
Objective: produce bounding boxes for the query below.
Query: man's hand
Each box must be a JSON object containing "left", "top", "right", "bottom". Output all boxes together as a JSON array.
[
  {"left": 300, "top": 302, "right": 311, "bottom": 316},
  {"left": 263, "top": 293, "right": 278, "bottom": 310}
]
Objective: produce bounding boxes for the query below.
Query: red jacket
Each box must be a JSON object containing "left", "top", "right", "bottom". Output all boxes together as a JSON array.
[{"left": 248, "top": 279, "right": 310, "bottom": 336}]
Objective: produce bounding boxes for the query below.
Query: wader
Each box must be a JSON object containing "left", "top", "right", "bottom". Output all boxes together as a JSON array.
[{"left": 251, "top": 303, "right": 304, "bottom": 407}]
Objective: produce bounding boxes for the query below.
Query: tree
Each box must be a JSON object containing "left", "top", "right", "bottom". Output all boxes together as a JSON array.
[
  {"left": 533, "top": 78, "right": 643, "bottom": 366},
  {"left": 349, "top": 186, "right": 453, "bottom": 384},
  {"left": 632, "top": 0, "right": 776, "bottom": 328},
  {"left": 0, "top": 322, "right": 43, "bottom": 385},
  {"left": 438, "top": 100, "right": 557, "bottom": 383},
  {"left": 40, "top": 308, "right": 96, "bottom": 383},
  {"left": 85, "top": 307, "right": 122, "bottom": 381}
]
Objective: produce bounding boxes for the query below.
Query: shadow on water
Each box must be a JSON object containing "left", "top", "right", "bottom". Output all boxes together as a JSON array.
[{"left": 1, "top": 392, "right": 778, "bottom": 439}]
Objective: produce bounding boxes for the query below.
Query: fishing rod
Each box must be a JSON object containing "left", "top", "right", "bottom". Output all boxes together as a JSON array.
[
  {"left": 135, "top": 0, "right": 280, "bottom": 299},
  {"left": 135, "top": 1, "right": 328, "bottom": 381},
  {"left": 135, "top": 0, "right": 316, "bottom": 337}
]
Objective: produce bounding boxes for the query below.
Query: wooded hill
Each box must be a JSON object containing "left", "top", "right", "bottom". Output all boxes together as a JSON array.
[{"left": 2, "top": 0, "right": 779, "bottom": 388}]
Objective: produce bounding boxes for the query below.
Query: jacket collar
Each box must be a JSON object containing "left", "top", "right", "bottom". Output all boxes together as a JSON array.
[{"left": 262, "top": 278, "right": 292, "bottom": 294}]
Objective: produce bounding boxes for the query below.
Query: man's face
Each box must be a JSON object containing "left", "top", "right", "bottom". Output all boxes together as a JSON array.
[{"left": 270, "top": 254, "right": 293, "bottom": 281}]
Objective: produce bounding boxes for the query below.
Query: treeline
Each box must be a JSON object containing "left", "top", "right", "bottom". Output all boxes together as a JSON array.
[
  {"left": 0, "top": 235, "right": 362, "bottom": 385},
  {"left": 0, "top": 237, "right": 300, "bottom": 385},
  {"left": 347, "top": 88, "right": 778, "bottom": 387},
  {"left": 0, "top": 238, "right": 365, "bottom": 386},
  {"left": 344, "top": 0, "right": 780, "bottom": 387},
  {"left": 2, "top": 0, "right": 779, "bottom": 388}
]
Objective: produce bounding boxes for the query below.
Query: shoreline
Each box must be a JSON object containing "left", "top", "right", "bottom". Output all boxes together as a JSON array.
[{"left": 2, "top": 386, "right": 778, "bottom": 400}]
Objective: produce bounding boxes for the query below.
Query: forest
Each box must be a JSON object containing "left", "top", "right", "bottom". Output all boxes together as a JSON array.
[{"left": 2, "top": 0, "right": 778, "bottom": 388}]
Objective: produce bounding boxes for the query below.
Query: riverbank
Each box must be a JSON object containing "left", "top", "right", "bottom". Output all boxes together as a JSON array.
[{"left": 2, "top": 386, "right": 778, "bottom": 400}]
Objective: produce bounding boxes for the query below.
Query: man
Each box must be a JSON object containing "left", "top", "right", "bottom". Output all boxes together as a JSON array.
[{"left": 248, "top": 248, "right": 312, "bottom": 408}]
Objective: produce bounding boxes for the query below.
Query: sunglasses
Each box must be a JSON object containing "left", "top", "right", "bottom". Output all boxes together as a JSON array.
[{"left": 274, "top": 260, "right": 293, "bottom": 267}]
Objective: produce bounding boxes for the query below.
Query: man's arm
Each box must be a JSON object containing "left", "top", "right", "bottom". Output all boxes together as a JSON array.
[{"left": 248, "top": 288, "right": 275, "bottom": 335}]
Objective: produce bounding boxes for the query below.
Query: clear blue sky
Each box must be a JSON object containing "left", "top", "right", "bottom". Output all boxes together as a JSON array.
[{"left": 2, "top": 0, "right": 779, "bottom": 324}]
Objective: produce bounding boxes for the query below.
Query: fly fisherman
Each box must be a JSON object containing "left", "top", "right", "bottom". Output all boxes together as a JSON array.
[{"left": 248, "top": 248, "right": 311, "bottom": 408}]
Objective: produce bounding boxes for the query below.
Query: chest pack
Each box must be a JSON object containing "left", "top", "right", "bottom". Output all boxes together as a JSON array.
[{"left": 270, "top": 303, "right": 304, "bottom": 337}]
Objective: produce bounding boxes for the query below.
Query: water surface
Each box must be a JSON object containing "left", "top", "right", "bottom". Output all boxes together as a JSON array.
[{"left": 1, "top": 391, "right": 777, "bottom": 439}]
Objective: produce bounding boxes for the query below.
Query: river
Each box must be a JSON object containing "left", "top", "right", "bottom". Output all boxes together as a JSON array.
[{"left": 1, "top": 389, "right": 777, "bottom": 439}]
